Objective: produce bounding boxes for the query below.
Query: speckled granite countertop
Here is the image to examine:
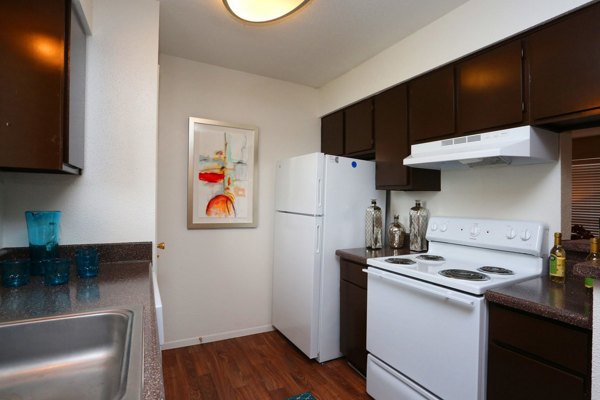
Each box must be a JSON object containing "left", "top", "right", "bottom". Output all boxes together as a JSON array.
[
  {"left": 487, "top": 244, "right": 595, "bottom": 330},
  {"left": 0, "top": 261, "right": 164, "bottom": 400},
  {"left": 336, "top": 247, "right": 411, "bottom": 264},
  {"left": 574, "top": 261, "right": 600, "bottom": 279},
  {"left": 485, "top": 276, "right": 593, "bottom": 330}
]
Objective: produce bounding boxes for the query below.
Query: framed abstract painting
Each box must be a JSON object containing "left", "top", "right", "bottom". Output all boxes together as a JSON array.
[{"left": 187, "top": 117, "right": 258, "bottom": 229}]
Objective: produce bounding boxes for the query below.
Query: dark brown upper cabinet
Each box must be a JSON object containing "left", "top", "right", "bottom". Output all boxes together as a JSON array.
[
  {"left": 408, "top": 65, "right": 455, "bottom": 144},
  {"left": 321, "top": 110, "right": 344, "bottom": 156},
  {"left": 528, "top": 2, "right": 600, "bottom": 129},
  {"left": 0, "top": 0, "right": 86, "bottom": 174},
  {"left": 374, "top": 84, "right": 439, "bottom": 191},
  {"left": 344, "top": 98, "right": 374, "bottom": 156},
  {"left": 457, "top": 40, "right": 525, "bottom": 134}
]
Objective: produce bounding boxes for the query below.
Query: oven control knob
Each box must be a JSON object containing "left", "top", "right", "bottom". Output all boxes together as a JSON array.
[
  {"left": 520, "top": 229, "right": 532, "bottom": 241},
  {"left": 470, "top": 224, "right": 481, "bottom": 237},
  {"left": 440, "top": 224, "right": 448, "bottom": 232},
  {"left": 506, "top": 227, "right": 517, "bottom": 239},
  {"left": 431, "top": 223, "right": 438, "bottom": 231}
]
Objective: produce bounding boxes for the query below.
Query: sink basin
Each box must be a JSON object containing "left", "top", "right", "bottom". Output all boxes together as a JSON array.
[{"left": 0, "top": 306, "right": 143, "bottom": 400}]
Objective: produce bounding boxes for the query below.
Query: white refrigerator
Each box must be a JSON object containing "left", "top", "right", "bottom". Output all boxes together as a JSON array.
[{"left": 272, "top": 152, "right": 385, "bottom": 362}]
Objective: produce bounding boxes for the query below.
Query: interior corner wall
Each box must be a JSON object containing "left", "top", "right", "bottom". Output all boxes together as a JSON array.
[
  {"left": 0, "top": 0, "right": 159, "bottom": 247},
  {"left": 318, "top": 0, "right": 593, "bottom": 115},
  {"left": 156, "top": 54, "right": 320, "bottom": 347}
]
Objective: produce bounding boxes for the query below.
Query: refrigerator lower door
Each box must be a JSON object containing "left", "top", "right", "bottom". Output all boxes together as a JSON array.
[{"left": 272, "top": 211, "right": 323, "bottom": 359}]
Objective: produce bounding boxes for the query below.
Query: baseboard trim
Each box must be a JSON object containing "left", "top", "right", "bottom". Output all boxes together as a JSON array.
[{"left": 162, "top": 324, "right": 274, "bottom": 350}]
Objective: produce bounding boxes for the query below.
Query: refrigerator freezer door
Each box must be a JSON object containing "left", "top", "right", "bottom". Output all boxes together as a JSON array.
[
  {"left": 275, "top": 152, "right": 324, "bottom": 216},
  {"left": 272, "top": 211, "right": 323, "bottom": 359}
]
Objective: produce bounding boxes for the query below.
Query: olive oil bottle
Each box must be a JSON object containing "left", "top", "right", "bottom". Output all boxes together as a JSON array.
[
  {"left": 585, "top": 237, "right": 599, "bottom": 289},
  {"left": 549, "top": 232, "right": 566, "bottom": 283}
]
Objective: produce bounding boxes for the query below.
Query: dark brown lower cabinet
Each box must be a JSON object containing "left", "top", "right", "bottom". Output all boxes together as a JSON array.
[
  {"left": 487, "top": 303, "right": 591, "bottom": 400},
  {"left": 339, "top": 258, "right": 367, "bottom": 375}
]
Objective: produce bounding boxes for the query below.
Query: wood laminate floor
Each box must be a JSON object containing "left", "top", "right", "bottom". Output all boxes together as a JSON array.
[{"left": 162, "top": 331, "right": 371, "bottom": 400}]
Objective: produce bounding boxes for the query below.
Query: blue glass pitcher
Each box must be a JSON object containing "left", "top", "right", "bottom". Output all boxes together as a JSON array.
[{"left": 25, "top": 211, "right": 61, "bottom": 275}]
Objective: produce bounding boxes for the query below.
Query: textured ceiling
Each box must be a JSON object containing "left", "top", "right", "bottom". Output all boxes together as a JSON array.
[{"left": 159, "top": 0, "right": 469, "bottom": 88}]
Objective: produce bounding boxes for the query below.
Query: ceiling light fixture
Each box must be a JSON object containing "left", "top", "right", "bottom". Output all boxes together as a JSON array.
[{"left": 223, "top": 0, "right": 310, "bottom": 24}]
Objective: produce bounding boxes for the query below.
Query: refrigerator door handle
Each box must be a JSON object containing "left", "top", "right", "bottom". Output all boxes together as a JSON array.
[
  {"left": 315, "top": 223, "right": 321, "bottom": 254},
  {"left": 317, "top": 178, "right": 322, "bottom": 210}
]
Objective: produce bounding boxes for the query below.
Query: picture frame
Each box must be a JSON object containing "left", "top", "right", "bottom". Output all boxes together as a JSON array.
[{"left": 187, "top": 117, "right": 258, "bottom": 229}]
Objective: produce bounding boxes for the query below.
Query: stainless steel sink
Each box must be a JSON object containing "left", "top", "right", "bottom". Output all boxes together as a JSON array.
[{"left": 0, "top": 306, "right": 143, "bottom": 400}]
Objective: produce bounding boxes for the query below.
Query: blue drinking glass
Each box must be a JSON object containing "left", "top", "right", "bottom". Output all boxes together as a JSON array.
[
  {"left": 75, "top": 248, "right": 99, "bottom": 278},
  {"left": 43, "top": 258, "right": 71, "bottom": 286},
  {"left": 1, "top": 259, "right": 31, "bottom": 288},
  {"left": 25, "top": 211, "right": 61, "bottom": 273}
]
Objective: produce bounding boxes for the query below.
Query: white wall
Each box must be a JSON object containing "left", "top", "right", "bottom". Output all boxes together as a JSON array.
[
  {"left": 390, "top": 161, "right": 562, "bottom": 252},
  {"left": 319, "top": 0, "right": 593, "bottom": 115},
  {"left": 157, "top": 54, "right": 320, "bottom": 347},
  {"left": 0, "top": 0, "right": 159, "bottom": 247}
]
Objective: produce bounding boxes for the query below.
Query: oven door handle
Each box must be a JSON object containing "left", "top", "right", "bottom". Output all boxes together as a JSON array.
[{"left": 363, "top": 268, "right": 476, "bottom": 307}]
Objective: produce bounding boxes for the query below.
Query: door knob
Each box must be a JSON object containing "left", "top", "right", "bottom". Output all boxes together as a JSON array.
[{"left": 157, "top": 242, "right": 166, "bottom": 250}]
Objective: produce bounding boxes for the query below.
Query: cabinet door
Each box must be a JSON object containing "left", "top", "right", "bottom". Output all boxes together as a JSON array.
[
  {"left": 0, "top": 0, "right": 67, "bottom": 170},
  {"left": 408, "top": 65, "right": 455, "bottom": 143},
  {"left": 344, "top": 98, "right": 374, "bottom": 155},
  {"left": 340, "top": 271, "right": 367, "bottom": 375},
  {"left": 529, "top": 3, "right": 600, "bottom": 123},
  {"left": 321, "top": 111, "right": 344, "bottom": 156},
  {"left": 374, "top": 84, "right": 440, "bottom": 190},
  {"left": 67, "top": 6, "right": 87, "bottom": 169},
  {"left": 457, "top": 40, "right": 524, "bottom": 134},
  {"left": 488, "top": 303, "right": 591, "bottom": 400},
  {"left": 488, "top": 343, "right": 587, "bottom": 400}
]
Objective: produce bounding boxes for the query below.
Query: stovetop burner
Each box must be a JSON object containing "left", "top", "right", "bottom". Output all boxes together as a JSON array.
[
  {"left": 477, "top": 266, "right": 514, "bottom": 275},
  {"left": 439, "top": 269, "right": 490, "bottom": 281},
  {"left": 416, "top": 255, "right": 445, "bottom": 262},
  {"left": 385, "top": 257, "right": 416, "bottom": 265}
]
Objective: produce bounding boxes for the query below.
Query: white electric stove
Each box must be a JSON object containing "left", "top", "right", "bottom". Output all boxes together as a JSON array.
[{"left": 364, "top": 216, "right": 547, "bottom": 400}]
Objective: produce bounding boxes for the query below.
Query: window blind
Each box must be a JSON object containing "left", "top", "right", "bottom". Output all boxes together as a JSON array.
[{"left": 572, "top": 159, "right": 600, "bottom": 237}]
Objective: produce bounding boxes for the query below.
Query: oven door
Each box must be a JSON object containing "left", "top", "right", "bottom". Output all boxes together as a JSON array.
[{"left": 365, "top": 267, "right": 487, "bottom": 400}]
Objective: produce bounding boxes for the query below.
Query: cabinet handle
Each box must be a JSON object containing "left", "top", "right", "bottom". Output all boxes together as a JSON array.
[{"left": 157, "top": 242, "right": 166, "bottom": 250}]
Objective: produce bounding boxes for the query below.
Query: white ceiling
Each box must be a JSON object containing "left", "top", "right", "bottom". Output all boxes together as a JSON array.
[{"left": 159, "top": 0, "right": 469, "bottom": 88}]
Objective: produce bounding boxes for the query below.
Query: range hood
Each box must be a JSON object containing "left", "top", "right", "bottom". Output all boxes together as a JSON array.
[{"left": 403, "top": 126, "right": 559, "bottom": 170}]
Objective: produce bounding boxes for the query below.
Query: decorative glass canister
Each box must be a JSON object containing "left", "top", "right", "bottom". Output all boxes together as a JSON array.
[
  {"left": 388, "top": 214, "right": 406, "bottom": 249},
  {"left": 409, "top": 200, "right": 428, "bottom": 252},
  {"left": 365, "top": 199, "right": 383, "bottom": 249}
]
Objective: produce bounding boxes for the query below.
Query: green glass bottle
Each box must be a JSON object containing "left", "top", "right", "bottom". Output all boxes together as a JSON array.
[{"left": 585, "top": 237, "right": 599, "bottom": 289}]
